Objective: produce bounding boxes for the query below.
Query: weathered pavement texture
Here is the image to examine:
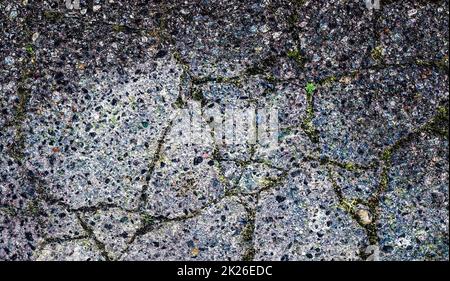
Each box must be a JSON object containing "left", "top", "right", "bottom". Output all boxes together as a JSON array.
[{"left": 1, "top": 0, "right": 448, "bottom": 261}]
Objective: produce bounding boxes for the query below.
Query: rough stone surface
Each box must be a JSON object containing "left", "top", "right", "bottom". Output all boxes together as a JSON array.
[
  {"left": 122, "top": 198, "right": 247, "bottom": 261},
  {"left": 314, "top": 66, "right": 448, "bottom": 166},
  {"left": 378, "top": 0, "right": 449, "bottom": 65},
  {"left": 35, "top": 239, "right": 105, "bottom": 261},
  {"left": 294, "top": 0, "right": 377, "bottom": 80},
  {"left": 379, "top": 134, "right": 449, "bottom": 260},
  {"left": 1, "top": 0, "right": 448, "bottom": 261},
  {"left": 253, "top": 162, "right": 366, "bottom": 261}
]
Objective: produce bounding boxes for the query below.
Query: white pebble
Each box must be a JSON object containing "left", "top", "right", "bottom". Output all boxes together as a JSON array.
[
  {"left": 32, "top": 32, "right": 40, "bottom": 42},
  {"left": 408, "top": 9, "right": 417, "bottom": 17}
]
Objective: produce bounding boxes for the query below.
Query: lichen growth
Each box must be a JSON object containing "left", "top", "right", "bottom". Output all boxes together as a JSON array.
[
  {"left": 43, "top": 10, "right": 62, "bottom": 22},
  {"left": 141, "top": 214, "right": 155, "bottom": 227},
  {"left": 287, "top": 48, "right": 304, "bottom": 66},
  {"left": 339, "top": 198, "right": 358, "bottom": 213},
  {"left": 371, "top": 45, "right": 384, "bottom": 62},
  {"left": 112, "top": 24, "right": 126, "bottom": 33},
  {"left": 192, "top": 89, "right": 205, "bottom": 103},
  {"left": 424, "top": 105, "right": 449, "bottom": 138},
  {"left": 173, "top": 95, "right": 186, "bottom": 109}
]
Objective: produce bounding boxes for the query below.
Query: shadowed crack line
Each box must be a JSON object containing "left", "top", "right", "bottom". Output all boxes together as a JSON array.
[
  {"left": 76, "top": 213, "right": 113, "bottom": 261},
  {"left": 304, "top": 154, "right": 379, "bottom": 172},
  {"left": 32, "top": 235, "right": 90, "bottom": 259},
  {"left": 38, "top": 9, "right": 170, "bottom": 45},
  {"left": 138, "top": 116, "right": 177, "bottom": 212},
  {"left": 240, "top": 202, "right": 257, "bottom": 261},
  {"left": 187, "top": 57, "right": 449, "bottom": 93},
  {"left": 127, "top": 191, "right": 240, "bottom": 245}
]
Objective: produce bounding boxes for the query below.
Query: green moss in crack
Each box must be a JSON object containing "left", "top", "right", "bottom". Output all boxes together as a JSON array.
[
  {"left": 361, "top": 150, "right": 393, "bottom": 245},
  {"left": 112, "top": 24, "right": 126, "bottom": 33},
  {"left": 173, "top": 52, "right": 183, "bottom": 64},
  {"left": 301, "top": 82, "right": 319, "bottom": 143},
  {"left": 376, "top": 148, "right": 393, "bottom": 197},
  {"left": 245, "top": 56, "right": 277, "bottom": 76},
  {"left": 329, "top": 168, "right": 379, "bottom": 245},
  {"left": 192, "top": 89, "right": 205, "bottom": 103},
  {"left": 362, "top": 105, "right": 449, "bottom": 245},
  {"left": 436, "top": 55, "right": 449, "bottom": 71},
  {"left": 25, "top": 200, "right": 41, "bottom": 216},
  {"left": 259, "top": 177, "right": 281, "bottom": 190},
  {"left": 16, "top": 86, "right": 29, "bottom": 120},
  {"left": 241, "top": 223, "right": 255, "bottom": 242},
  {"left": 10, "top": 86, "right": 29, "bottom": 161},
  {"left": 365, "top": 223, "right": 379, "bottom": 245},
  {"left": 416, "top": 56, "right": 449, "bottom": 72},
  {"left": 424, "top": 105, "right": 449, "bottom": 138},
  {"left": 265, "top": 74, "right": 277, "bottom": 84},
  {"left": 287, "top": 14, "right": 299, "bottom": 28},
  {"left": 141, "top": 214, "right": 155, "bottom": 227},
  {"left": 287, "top": 48, "right": 304, "bottom": 66},
  {"left": 224, "top": 188, "right": 239, "bottom": 197},
  {"left": 242, "top": 247, "right": 256, "bottom": 261},
  {"left": 292, "top": 0, "right": 307, "bottom": 6},
  {"left": 371, "top": 45, "right": 384, "bottom": 63},
  {"left": 339, "top": 198, "right": 358, "bottom": 213},
  {"left": 173, "top": 95, "right": 186, "bottom": 109},
  {"left": 0, "top": 206, "right": 17, "bottom": 217},
  {"left": 43, "top": 10, "right": 63, "bottom": 23},
  {"left": 381, "top": 147, "right": 393, "bottom": 162},
  {"left": 320, "top": 75, "right": 337, "bottom": 86},
  {"left": 241, "top": 209, "right": 256, "bottom": 261},
  {"left": 246, "top": 66, "right": 265, "bottom": 76},
  {"left": 341, "top": 161, "right": 358, "bottom": 172},
  {"left": 301, "top": 117, "right": 319, "bottom": 143},
  {"left": 25, "top": 44, "right": 34, "bottom": 56}
]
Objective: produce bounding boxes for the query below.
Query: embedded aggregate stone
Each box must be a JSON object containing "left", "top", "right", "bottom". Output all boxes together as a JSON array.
[{"left": 0, "top": 0, "right": 448, "bottom": 261}]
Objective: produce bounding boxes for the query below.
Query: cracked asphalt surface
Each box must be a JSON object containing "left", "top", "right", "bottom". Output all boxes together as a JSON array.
[{"left": 1, "top": 0, "right": 448, "bottom": 261}]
